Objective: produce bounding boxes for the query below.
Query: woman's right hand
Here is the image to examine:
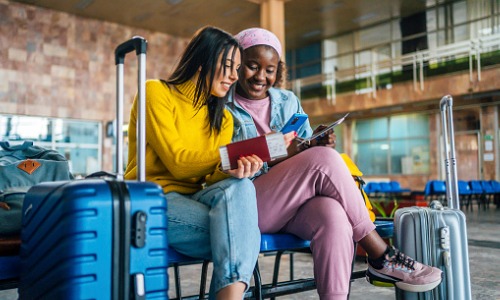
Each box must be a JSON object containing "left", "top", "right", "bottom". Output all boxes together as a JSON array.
[{"left": 226, "top": 154, "right": 263, "bottom": 179}]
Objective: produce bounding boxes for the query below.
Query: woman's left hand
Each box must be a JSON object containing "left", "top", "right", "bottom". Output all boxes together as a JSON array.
[
  {"left": 311, "top": 125, "right": 336, "bottom": 148},
  {"left": 226, "top": 154, "right": 264, "bottom": 179},
  {"left": 283, "top": 131, "right": 296, "bottom": 148}
]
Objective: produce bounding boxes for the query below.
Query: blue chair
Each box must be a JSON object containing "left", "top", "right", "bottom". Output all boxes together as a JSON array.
[
  {"left": 365, "top": 182, "right": 381, "bottom": 198},
  {"left": 489, "top": 180, "right": 500, "bottom": 207},
  {"left": 490, "top": 180, "right": 500, "bottom": 193},
  {"left": 423, "top": 181, "right": 433, "bottom": 198},
  {"left": 431, "top": 180, "right": 447, "bottom": 194},
  {"left": 267, "top": 220, "right": 395, "bottom": 298},
  {"left": 458, "top": 180, "right": 472, "bottom": 210},
  {"left": 168, "top": 248, "right": 207, "bottom": 300},
  {"left": 378, "top": 182, "right": 393, "bottom": 194},
  {"left": 389, "top": 181, "right": 411, "bottom": 193},
  {"left": 480, "top": 180, "right": 495, "bottom": 209},
  {"left": 168, "top": 220, "right": 395, "bottom": 300},
  {"left": 469, "top": 180, "right": 485, "bottom": 210},
  {"left": 424, "top": 180, "right": 446, "bottom": 204}
]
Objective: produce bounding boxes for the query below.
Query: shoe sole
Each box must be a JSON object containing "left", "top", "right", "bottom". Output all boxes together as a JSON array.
[
  {"left": 366, "top": 269, "right": 442, "bottom": 292},
  {"left": 395, "top": 279, "right": 442, "bottom": 293}
]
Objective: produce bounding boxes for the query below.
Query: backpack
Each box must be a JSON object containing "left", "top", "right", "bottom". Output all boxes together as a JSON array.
[
  {"left": 340, "top": 153, "right": 376, "bottom": 222},
  {"left": 0, "top": 141, "right": 73, "bottom": 236}
]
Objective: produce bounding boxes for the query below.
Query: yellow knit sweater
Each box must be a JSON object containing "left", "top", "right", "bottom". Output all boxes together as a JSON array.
[{"left": 124, "top": 79, "right": 232, "bottom": 194}]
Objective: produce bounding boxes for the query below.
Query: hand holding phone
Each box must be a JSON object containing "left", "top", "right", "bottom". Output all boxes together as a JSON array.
[{"left": 281, "top": 113, "right": 308, "bottom": 134}]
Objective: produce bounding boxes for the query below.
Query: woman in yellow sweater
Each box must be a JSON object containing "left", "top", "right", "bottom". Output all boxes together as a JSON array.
[{"left": 124, "top": 26, "right": 268, "bottom": 299}]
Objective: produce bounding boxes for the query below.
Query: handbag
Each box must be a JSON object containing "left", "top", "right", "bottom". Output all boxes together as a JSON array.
[{"left": 0, "top": 141, "right": 73, "bottom": 236}]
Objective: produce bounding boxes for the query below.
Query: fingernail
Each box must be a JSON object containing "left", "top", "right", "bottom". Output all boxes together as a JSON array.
[{"left": 294, "top": 132, "right": 298, "bottom": 137}]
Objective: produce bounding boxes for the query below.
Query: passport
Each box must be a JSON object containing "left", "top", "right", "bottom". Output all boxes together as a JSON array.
[{"left": 219, "top": 133, "right": 288, "bottom": 170}]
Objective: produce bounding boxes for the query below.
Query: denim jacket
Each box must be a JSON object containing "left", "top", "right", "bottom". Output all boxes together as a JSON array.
[{"left": 226, "top": 87, "right": 313, "bottom": 176}]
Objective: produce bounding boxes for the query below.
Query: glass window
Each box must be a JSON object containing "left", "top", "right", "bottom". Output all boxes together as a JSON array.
[
  {"left": 390, "top": 139, "right": 430, "bottom": 174},
  {"left": 358, "top": 23, "right": 392, "bottom": 49},
  {"left": 356, "top": 142, "right": 389, "bottom": 174},
  {"left": 357, "top": 118, "right": 389, "bottom": 140},
  {"left": 56, "top": 147, "right": 100, "bottom": 175},
  {"left": 290, "top": 42, "right": 322, "bottom": 79},
  {"left": 390, "top": 114, "right": 429, "bottom": 138},
  {"left": 354, "top": 114, "right": 429, "bottom": 175},
  {"left": 334, "top": 124, "right": 343, "bottom": 153},
  {"left": 1, "top": 114, "right": 101, "bottom": 177},
  {"left": 53, "top": 119, "right": 99, "bottom": 144},
  {"left": 0, "top": 115, "right": 51, "bottom": 142}
]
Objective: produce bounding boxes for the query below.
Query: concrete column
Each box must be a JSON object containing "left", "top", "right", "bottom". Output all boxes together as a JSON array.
[{"left": 259, "top": 0, "right": 286, "bottom": 57}]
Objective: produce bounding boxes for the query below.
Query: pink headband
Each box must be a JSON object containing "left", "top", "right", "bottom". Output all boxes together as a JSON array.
[{"left": 235, "top": 28, "right": 282, "bottom": 58}]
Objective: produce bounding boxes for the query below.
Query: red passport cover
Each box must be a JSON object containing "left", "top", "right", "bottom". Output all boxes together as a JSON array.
[{"left": 225, "top": 136, "right": 271, "bottom": 170}]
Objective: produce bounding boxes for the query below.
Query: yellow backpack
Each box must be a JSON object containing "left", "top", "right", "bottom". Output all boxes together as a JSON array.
[{"left": 340, "top": 153, "right": 376, "bottom": 222}]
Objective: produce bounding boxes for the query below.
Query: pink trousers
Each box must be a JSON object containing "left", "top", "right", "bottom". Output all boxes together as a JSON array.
[{"left": 253, "top": 147, "right": 375, "bottom": 300}]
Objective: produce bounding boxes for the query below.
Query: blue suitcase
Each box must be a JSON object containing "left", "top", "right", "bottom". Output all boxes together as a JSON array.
[
  {"left": 19, "top": 37, "right": 168, "bottom": 299},
  {"left": 19, "top": 180, "right": 168, "bottom": 299}
]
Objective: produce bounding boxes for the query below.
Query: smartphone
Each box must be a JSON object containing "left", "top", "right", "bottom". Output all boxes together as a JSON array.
[{"left": 280, "top": 113, "right": 308, "bottom": 134}]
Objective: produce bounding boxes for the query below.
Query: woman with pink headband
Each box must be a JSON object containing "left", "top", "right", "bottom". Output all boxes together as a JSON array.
[{"left": 226, "top": 27, "right": 442, "bottom": 300}]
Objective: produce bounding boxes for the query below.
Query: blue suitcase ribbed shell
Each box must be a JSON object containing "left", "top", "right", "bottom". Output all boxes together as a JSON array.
[{"left": 19, "top": 179, "right": 168, "bottom": 299}]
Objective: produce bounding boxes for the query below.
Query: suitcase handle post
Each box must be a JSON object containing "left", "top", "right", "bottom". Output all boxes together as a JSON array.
[
  {"left": 440, "top": 95, "right": 460, "bottom": 209},
  {"left": 114, "top": 36, "right": 147, "bottom": 181}
]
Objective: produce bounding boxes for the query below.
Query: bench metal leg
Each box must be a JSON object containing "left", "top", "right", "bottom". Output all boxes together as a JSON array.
[
  {"left": 252, "top": 261, "right": 263, "bottom": 300},
  {"left": 270, "top": 251, "right": 284, "bottom": 300},
  {"left": 199, "top": 260, "right": 210, "bottom": 299},
  {"left": 173, "top": 264, "right": 182, "bottom": 300}
]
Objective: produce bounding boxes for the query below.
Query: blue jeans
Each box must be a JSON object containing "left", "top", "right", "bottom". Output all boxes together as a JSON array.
[{"left": 166, "top": 177, "right": 260, "bottom": 298}]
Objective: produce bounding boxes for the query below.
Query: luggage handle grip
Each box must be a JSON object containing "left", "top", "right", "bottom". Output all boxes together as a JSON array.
[{"left": 114, "top": 36, "right": 147, "bottom": 65}]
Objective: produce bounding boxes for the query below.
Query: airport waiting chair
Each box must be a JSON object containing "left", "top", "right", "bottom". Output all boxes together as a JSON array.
[
  {"left": 490, "top": 180, "right": 500, "bottom": 193},
  {"left": 458, "top": 180, "right": 472, "bottom": 210},
  {"left": 364, "top": 182, "right": 381, "bottom": 198},
  {"left": 168, "top": 220, "right": 394, "bottom": 300},
  {"left": 490, "top": 180, "right": 500, "bottom": 207},
  {"left": 168, "top": 248, "right": 207, "bottom": 300},
  {"left": 424, "top": 180, "right": 447, "bottom": 204},
  {"left": 469, "top": 180, "right": 486, "bottom": 210},
  {"left": 259, "top": 219, "right": 395, "bottom": 300},
  {"left": 1, "top": 226, "right": 395, "bottom": 300},
  {"left": 480, "top": 180, "right": 495, "bottom": 209},
  {"left": 378, "top": 182, "right": 393, "bottom": 195},
  {"left": 389, "top": 181, "right": 411, "bottom": 194}
]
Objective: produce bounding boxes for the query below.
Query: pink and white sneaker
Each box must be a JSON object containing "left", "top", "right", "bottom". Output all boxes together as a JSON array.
[{"left": 366, "top": 246, "right": 443, "bottom": 292}]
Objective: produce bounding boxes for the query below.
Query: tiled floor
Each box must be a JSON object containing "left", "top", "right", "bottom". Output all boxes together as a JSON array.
[{"left": 1, "top": 204, "right": 499, "bottom": 299}]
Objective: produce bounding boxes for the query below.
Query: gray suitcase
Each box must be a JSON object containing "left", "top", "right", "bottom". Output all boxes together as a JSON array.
[{"left": 394, "top": 95, "right": 472, "bottom": 300}]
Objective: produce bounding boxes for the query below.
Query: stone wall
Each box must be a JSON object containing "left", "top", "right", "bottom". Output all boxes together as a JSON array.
[{"left": 0, "top": 0, "right": 188, "bottom": 170}]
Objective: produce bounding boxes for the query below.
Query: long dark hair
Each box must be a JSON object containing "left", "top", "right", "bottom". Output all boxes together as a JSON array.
[{"left": 164, "top": 26, "right": 241, "bottom": 134}]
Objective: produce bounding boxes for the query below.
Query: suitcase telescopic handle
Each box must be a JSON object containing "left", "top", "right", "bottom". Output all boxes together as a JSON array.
[
  {"left": 440, "top": 95, "right": 460, "bottom": 209},
  {"left": 114, "top": 37, "right": 148, "bottom": 65},
  {"left": 115, "top": 36, "right": 147, "bottom": 181}
]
